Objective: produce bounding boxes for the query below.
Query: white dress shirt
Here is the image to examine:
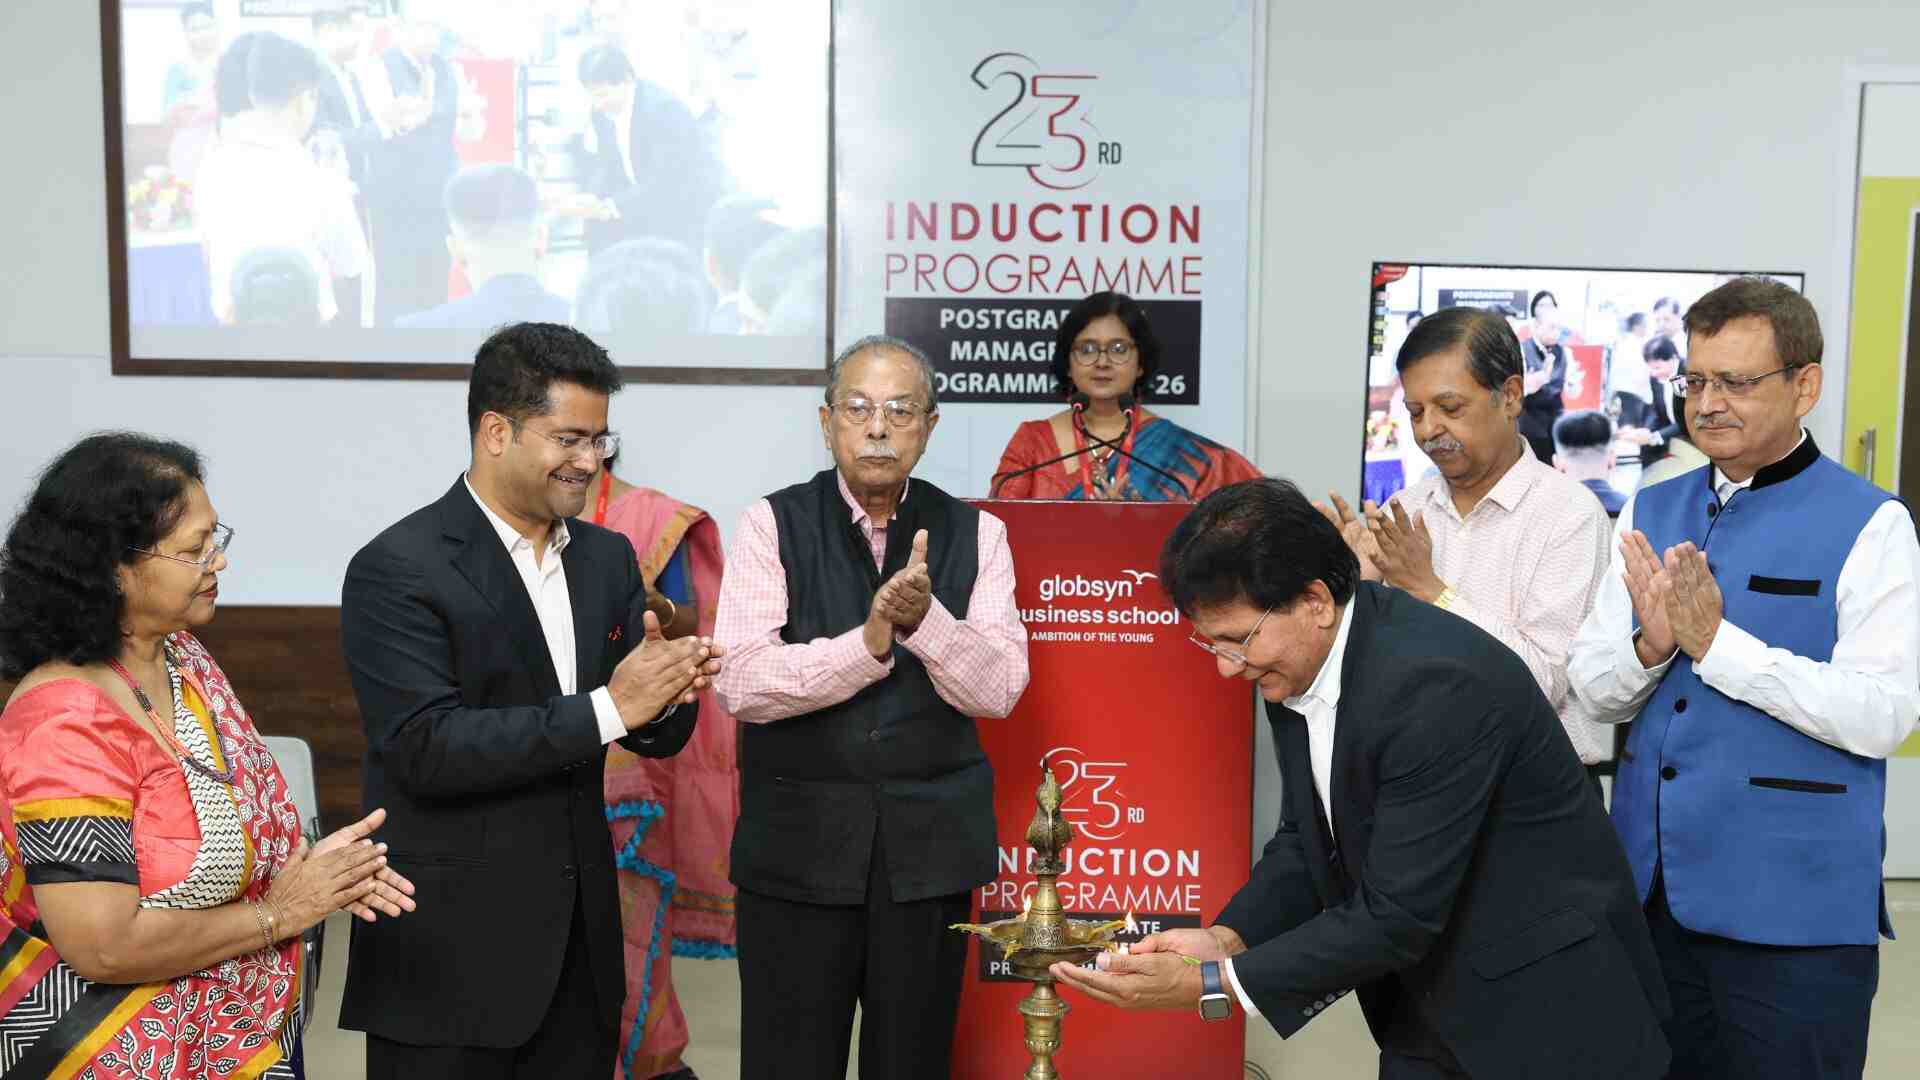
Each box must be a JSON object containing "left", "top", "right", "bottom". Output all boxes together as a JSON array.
[
  {"left": 1223, "top": 600, "right": 1357, "bottom": 1019},
  {"left": 1394, "top": 438, "right": 1615, "bottom": 762},
  {"left": 1568, "top": 434, "right": 1920, "bottom": 759},
  {"left": 464, "top": 478, "right": 628, "bottom": 745}
]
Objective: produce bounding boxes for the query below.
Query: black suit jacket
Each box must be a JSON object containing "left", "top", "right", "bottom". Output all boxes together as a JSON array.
[
  {"left": 337, "top": 478, "right": 695, "bottom": 1047},
  {"left": 370, "top": 49, "right": 459, "bottom": 213},
  {"left": 1217, "top": 583, "right": 1669, "bottom": 1080},
  {"left": 575, "top": 81, "right": 725, "bottom": 255},
  {"left": 1641, "top": 374, "right": 1686, "bottom": 468}
]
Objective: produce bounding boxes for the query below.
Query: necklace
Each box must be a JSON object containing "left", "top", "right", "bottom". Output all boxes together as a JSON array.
[{"left": 105, "top": 653, "right": 238, "bottom": 785}]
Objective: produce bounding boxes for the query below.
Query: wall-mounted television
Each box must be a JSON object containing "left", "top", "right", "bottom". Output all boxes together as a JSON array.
[{"left": 1363, "top": 262, "right": 1806, "bottom": 508}]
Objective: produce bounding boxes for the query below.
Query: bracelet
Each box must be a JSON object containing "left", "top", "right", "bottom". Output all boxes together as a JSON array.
[
  {"left": 660, "top": 594, "right": 677, "bottom": 628},
  {"left": 1433, "top": 586, "right": 1460, "bottom": 611},
  {"left": 250, "top": 900, "right": 277, "bottom": 951}
]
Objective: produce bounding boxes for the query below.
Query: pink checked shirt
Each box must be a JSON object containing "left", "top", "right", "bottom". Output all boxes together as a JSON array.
[
  {"left": 1392, "top": 439, "right": 1614, "bottom": 762},
  {"left": 713, "top": 473, "right": 1030, "bottom": 722}
]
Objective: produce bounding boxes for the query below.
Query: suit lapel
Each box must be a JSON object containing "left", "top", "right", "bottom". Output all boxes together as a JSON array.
[
  {"left": 440, "top": 481, "right": 563, "bottom": 699},
  {"left": 562, "top": 533, "right": 601, "bottom": 693}
]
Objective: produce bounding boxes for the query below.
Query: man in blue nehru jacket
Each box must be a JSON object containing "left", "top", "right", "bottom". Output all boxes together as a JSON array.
[{"left": 1570, "top": 277, "right": 1920, "bottom": 1079}]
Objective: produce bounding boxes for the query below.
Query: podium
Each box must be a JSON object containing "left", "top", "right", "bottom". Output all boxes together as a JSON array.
[{"left": 952, "top": 500, "right": 1254, "bottom": 1078}]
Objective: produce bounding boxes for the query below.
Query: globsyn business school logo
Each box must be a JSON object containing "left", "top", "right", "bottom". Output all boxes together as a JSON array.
[{"left": 970, "top": 52, "right": 1122, "bottom": 191}]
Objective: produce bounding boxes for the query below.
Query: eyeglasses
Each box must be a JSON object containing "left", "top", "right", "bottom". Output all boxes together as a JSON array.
[
  {"left": 833, "top": 396, "right": 929, "bottom": 429},
  {"left": 130, "top": 522, "right": 234, "bottom": 571},
  {"left": 1669, "top": 365, "right": 1802, "bottom": 398},
  {"left": 1072, "top": 340, "right": 1136, "bottom": 366},
  {"left": 1189, "top": 606, "right": 1273, "bottom": 668},
  {"left": 511, "top": 418, "right": 621, "bottom": 460}
]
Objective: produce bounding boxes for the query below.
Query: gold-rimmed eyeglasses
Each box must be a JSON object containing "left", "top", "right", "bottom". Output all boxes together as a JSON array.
[
  {"left": 1189, "top": 605, "right": 1273, "bottom": 667},
  {"left": 832, "top": 396, "right": 929, "bottom": 429},
  {"left": 1669, "top": 365, "right": 1802, "bottom": 398},
  {"left": 130, "top": 522, "right": 234, "bottom": 571}
]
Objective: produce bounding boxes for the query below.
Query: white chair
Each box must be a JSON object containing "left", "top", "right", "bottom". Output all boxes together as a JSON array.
[{"left": 262, "top": 735, "right": 324, "bottom": 1030}]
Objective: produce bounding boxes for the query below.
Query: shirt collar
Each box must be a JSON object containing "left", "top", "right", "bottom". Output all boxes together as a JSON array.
[
  {"left": 1711, "top": 429, "right": 1814, "bottom": 497},
  {"left": 835, "top": 469, "right": 909, "bottom": 528},
  {"left": 1285, "top": 599, "right": 1357, "bottom": 713},
  {"left": 464, "top": 474, "right": 569, "bottom": 556}
]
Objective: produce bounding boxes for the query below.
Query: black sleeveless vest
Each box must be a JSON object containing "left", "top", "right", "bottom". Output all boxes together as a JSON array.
[{"left": 728, "top": 470, "right": 998, "bottom": 904}]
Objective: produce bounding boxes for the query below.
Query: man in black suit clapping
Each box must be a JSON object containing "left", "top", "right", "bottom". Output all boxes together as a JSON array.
[
  {"left": 339, "top": 323, "right": 722, "bottom": 1079},
  {"left": 1052, "top": 478, "right": 1670, "bottom": 1080}
]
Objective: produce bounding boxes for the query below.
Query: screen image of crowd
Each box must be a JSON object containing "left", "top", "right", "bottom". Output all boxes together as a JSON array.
[
  {"left": 121, "top": 0, "right": 828, "bottom": 347},
  {"left": 1362, "top": 263, "right": 1806, "bottom": 510}
]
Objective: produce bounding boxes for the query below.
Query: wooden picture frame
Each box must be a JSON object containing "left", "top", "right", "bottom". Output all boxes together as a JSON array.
[{"left": 99, "top": 0, "right": 832, "bottom": 385}]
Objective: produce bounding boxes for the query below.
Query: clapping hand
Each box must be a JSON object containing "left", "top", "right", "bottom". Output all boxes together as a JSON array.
[
  {"left": 1316, "top": 492, "right": 1380, "bottom": 581},
  {"left": 608, "top": 611, "right": 724, "bottom": 729},
  {"left": 865, "top": 531, "right": 932, "bottom": 657},
  {"left": 310, "top": 807, "right": 416, "bottom": 922},
  {"left": 1364, "top": 498, "right": 1444, "bottom": 602},
  {"left": 1660, "top": 543, "right": 1723, "bottom": 662},
  {"left": 1619, "top": 531, "right": 1676, "bottom": 666}
]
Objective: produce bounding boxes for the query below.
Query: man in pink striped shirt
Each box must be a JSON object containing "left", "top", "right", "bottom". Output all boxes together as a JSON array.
[
  {"left": 1323, "top": 306, "right": 1615, "bottom": 784},
  {"left": 713, "top": 335, "right": 1029, "bottom": 1080}
]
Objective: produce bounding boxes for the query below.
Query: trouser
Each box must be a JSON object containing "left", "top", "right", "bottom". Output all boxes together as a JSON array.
[
  {"left": 366, "top": 885, "right": 618, "bottom": 1080},
  {"left": 736, "top": 829, "right": 972, "bottom": 1080},
  {"left": 1645, "top": 873, "right": 1876, "bottom": 1079}
]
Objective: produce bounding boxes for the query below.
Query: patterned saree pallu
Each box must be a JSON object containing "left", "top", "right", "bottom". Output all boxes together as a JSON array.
[{"left": 0, "top": 633, "right": 304, "bottom": 1079}]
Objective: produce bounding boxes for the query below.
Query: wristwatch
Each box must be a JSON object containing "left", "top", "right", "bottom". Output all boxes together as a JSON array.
[{"left": 1198, "top": 960, "right": 1233, "bottom": 1021}]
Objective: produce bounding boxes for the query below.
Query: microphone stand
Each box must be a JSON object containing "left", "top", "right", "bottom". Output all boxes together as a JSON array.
[{"left": 987, "top": 398, "right": 1191, "bottom": 500}]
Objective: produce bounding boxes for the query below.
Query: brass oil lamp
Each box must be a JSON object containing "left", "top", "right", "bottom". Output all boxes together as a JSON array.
[{"left": 952, "top": 763, "right": 1130, "bottom": 1079}]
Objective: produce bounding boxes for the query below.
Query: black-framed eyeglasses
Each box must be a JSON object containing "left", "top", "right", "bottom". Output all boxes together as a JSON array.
[
  {"left": 833, "top": 396, "right": 930, "bottom": 429},
  {"left": 1072, "top": 340, "right": 1136, "bottom": 366},
  {"left": 1669, "top": 365, "right": 1802, "bottom": 399},
  {"left": 130, "top": 522, "right": 234, "bottom": 571},
  {"left": 1189, "top": 605, "right": 1273, "bottom": 667},
  {"left": 507, "top": 416, "right": 621, "bottom": 460}
]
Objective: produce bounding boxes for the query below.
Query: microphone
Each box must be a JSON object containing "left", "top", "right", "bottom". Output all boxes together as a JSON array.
[
  {"left": 1072, "top": 392, "right": 1190, "bottom": 498},
  {"left": 987, "top": 393, "right": 1189, "bottom": 499}
]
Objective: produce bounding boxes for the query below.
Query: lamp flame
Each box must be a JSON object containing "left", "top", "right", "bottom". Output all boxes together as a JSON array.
[
  {"left": 1124, "top": 910, "right": 1138, "bottom": 935},
  {"left": 1021, "top": 895, "right": 1033, "bottom": 920}
]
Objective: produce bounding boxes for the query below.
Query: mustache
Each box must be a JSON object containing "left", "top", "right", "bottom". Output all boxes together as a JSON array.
[
  {"left": 856, "top": 445, "right": 900, "bottom": 460},
  {"left": 1692, "top": 417, "right": 1743, "bottom": 430},
  {"left": 1420, "top": 435, "right": 1464, "bottom": 454}
]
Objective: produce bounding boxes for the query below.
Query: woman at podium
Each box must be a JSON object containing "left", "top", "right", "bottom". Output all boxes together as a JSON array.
[{"left": 991, "top": 291, "right": 1259, "bottom": 500}]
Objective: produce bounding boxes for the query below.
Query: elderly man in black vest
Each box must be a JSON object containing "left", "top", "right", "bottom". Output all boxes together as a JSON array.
[{"left": 713, "top": 335, "right": 1031, "bottom": 1080}]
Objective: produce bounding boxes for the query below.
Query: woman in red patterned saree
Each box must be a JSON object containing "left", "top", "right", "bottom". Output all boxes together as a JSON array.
[
  {"left": 0, "top": 434, "right": 414, "bottom": 1080},
  {"left": 991, "top": 291, "right": 1261, "bottom": 501},
  {"left": 588, "top": 454, "right": 739, "bottom": 1080}
]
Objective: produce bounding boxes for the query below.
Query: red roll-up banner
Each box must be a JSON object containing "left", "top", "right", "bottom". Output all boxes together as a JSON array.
[{"left": 955, "top": 500, "right": 1254, "bottom": 1078}]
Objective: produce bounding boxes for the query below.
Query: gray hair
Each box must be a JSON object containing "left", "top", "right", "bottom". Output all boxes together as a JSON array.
[{"left": 825, "top": 335, "right": 939, "bottom": 413}]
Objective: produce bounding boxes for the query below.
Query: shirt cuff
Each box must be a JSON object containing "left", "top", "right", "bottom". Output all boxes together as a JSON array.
[
  {"left": 1693, "top": 618, "right": 1766, "bottom": 693},
  {"left": 835, "top": 625, "right": 896, "bottom": 677},
  {"left": 590, "top": 686, "right": 627, "bottom": 745},
  {"left": 1222, "top": 958, "right": 1261, "bottom": 1018},
  {"left": 590, "top": 687, "right": 678, "bottom": 744}
]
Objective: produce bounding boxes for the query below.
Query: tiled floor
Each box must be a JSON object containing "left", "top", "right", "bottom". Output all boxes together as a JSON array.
[{"left": 307, "top": 882, "right": 1920, "bottom": 1078}]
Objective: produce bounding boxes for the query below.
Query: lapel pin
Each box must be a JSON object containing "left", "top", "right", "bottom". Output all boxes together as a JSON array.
[{"left": 609, "top": 625, "right": 624, "bottom": 642}]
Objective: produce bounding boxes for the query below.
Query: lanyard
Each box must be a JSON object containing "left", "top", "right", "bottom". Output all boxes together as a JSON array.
[
  {"left": 1073, "top": 409, "right": 1137, "bottom": 497},
  {"left": 592, "top": 468, "right": 612, "bottom": 526}
]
